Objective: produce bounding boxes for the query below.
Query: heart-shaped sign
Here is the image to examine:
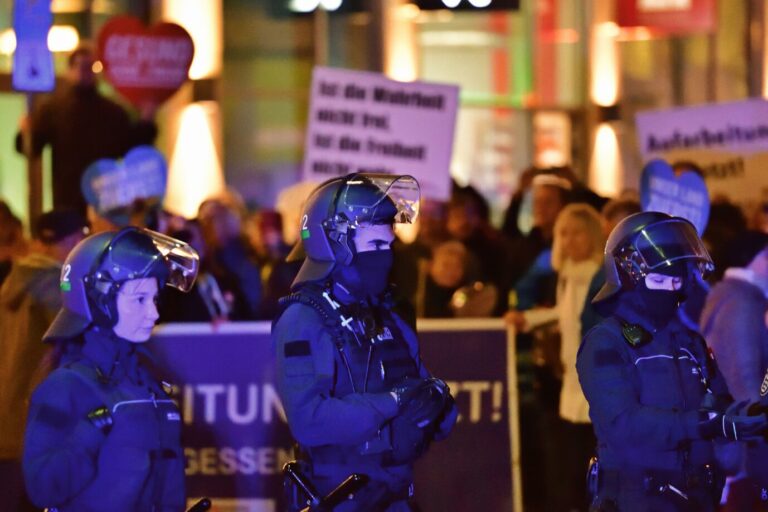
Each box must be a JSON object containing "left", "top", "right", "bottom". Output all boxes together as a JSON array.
[
  {"left": 81, "top": 145, "right": 168, "bottom": 216},
  {"left": 97, "top": 16, "right": 194, "bottom": 108},
  {"left": 640, "top": 158, "right": 710, "bottom": 235}
]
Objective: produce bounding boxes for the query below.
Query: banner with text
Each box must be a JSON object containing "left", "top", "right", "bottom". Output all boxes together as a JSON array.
[
  {"left": 150, "top": 320, "right": 518, "bottom": 512},
  {"left": 636, "top": 98, "right": 768, "bottom": 203},
  {"left": 302, "top": 67, "right": 459, "bottom": 201}
]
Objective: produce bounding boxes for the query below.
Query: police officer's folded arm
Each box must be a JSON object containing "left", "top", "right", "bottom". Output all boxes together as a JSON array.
[
  {"left": 22, "top": 373, "right": 104, "bottom": 507},
  {"left": 577, "top": 329, "right": 701, "bottom": 449},
  {"left": 274, "top": 304, "right": 399, "bottom": 447}
]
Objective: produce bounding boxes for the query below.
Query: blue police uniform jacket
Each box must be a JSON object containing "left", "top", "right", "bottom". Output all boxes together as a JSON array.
[
  {"left": 272, "top": 282, "right": 455, "bottom": 497},
  {"left": 576, "top": 301, "right": 730, "bottom": 474},
  {"left": 23, "top": 328, "right": 185, "bottom": 512}
]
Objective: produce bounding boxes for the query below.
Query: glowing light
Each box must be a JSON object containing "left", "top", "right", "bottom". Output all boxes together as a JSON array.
[
  {"left": 590, "top": 22, "right": 619, "bottom": 106},
  {"left": 468, "top": 0, "right": 492, "bottom": 7},
  {"left": 399, "top": 3, "right": 420, "bottom": 19},
  {"left": 0, "top": 29, "right": 16, "bottom": 55},
  {"left": 47, "top": 25, "right": 79, "bottom": 53},
  {"left": 165, "top": 103, "right": 226, "bottom": 218},
  {"left": 616, "top": 26, "right": 655, "bottom": 41},
  {"left": 441, "top": 0, "right": 461, "bottom": 7},
  {"left": 161, "top": 0, "right": 223, "bottom": 79},
  {"left": 92, "top": 60, "right": 103, "bottom": 73},
  {"left": 320, "top": 0, "right": 343, "bottom": 10},
  {"left": 385, "top": 0, "right": 418, "bottom": 82},
  {"left": 288, "top": 0, "right": 320, "bottom": 11},
  {"left": 588, "top": 123, "right": 622, "bottom": 197},
  {"left": 0, "top": 25, "right": 81, "bottom": 55}
]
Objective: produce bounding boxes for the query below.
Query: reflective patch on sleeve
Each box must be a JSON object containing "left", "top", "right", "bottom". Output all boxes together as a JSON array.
[
  {"left": 594, "top": 349, "right": 623, "bottom": 367},
  {"left": 285, "top": 340, "right": 311, "bottom": 358}
]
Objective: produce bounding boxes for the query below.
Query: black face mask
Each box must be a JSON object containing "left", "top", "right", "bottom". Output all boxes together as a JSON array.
[{"left": 334, "top": 250, "right": 393, "bottom": 299}]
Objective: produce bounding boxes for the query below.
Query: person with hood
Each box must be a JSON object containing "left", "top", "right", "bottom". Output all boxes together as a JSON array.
[
  {"left": 272, "top": 174, "right": 457, "bottom": 511},
  {"left": 0, "top": 210, "right": 88, "bottom": 511},
  {"left": 577, "top": 212, "right": 768, "bottom": 511},
  {"left": 21, "top": 226, "right": 199, "bottom": 512}
]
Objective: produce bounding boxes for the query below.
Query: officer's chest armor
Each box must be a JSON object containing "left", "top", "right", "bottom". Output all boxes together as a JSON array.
[
  {"left": 67, "top": 360, "right": 181, "bottom": 452},
  {"left": 331, "top": 304, "right": 418, "bottom": 397},
  {"left": 624, "top": 324, "right": 710, "bottom": 409}
]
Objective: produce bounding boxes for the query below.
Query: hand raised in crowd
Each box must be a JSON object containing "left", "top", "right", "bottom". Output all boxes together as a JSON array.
[{"left": 504, "top": 310, "right": 527, "bottom": 332}]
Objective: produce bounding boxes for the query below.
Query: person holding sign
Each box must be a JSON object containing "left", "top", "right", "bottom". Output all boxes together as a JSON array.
[
  {"left": 577, "top": 212, "right": 768, "bottom": 511},
  {"left": 272, "top": 174, "right": 457, "bottom": 511},
  {"left": 16, "top": 44, "right": 158, "bottom": 216},
  {"left": 22, "top": 227, "right": 199, "bottom": 511}
]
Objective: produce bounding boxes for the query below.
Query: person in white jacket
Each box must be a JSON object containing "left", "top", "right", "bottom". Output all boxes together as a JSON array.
[{"left": 506, "top": 202, "right": 605, "bottom": 512}]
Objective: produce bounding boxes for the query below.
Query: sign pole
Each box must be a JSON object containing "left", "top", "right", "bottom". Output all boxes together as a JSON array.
[{"left": 23, "top": 92, "right": 42, "bottom": 224}]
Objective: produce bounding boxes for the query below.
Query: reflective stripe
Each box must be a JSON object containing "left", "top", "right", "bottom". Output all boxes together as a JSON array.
[
  {"left": 112, "top": 399, "right": 174, "bottom": 413},
  {"left": 633, "top": 354, "right": 691, "bottom": 365}
]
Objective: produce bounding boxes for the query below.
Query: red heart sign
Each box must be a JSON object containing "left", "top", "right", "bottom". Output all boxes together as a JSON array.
[{"left": 97, "top": 16, "right": 194, "bottom": 109}]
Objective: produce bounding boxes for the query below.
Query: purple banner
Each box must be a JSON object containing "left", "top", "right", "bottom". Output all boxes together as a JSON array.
[{"left": 150, "top": 319, "right": 517, "bottom": 512}]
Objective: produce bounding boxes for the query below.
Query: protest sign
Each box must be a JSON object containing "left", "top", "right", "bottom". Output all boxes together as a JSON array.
[
  {"left": 636, "top": 98, "right": 768, "bottom": 203},
  {"left": 150, "top": 319, "right": 520, "bottom": 512},
  {"left": 640, "top": 159, "right": 710, "bottom": 234},
  {"left": 12, "top": 0, "right": 54, "bottom": 92},
  {"left": 302, "top": 66, "right": 459, "bottom": 201},
  {"left": 97, "top": 16, "right": 194, "bottom": 108},
  {"left": 81, "top": 145, "right": 167, "bottom": 215}
]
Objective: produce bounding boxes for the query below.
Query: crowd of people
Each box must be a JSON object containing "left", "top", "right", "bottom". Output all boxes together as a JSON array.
[{"left": 3, "top": 40, "right": 768, "bottom": 512}]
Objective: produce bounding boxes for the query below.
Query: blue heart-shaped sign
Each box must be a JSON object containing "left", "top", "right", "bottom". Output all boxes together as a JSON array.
[
  {"left": 640, "top": 159, "right": 710, "bottom": 235},
  {"left": 81, "top": 145, "right": 167, "bottom": 215}
]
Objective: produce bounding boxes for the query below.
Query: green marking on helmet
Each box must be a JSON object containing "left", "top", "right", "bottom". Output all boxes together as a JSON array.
[
  {"left": 60, "top": 281, "right": 72, "bottom": 292},
  {"left": 301, "top": 229, "right": 311, "bottom": 240}
]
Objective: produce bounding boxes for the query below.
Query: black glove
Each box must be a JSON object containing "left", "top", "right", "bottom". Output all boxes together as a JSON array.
[
  {"left": 698, "top": 411, "right": 768, "bottom": 441},
  {"left": 747, "top": 395, "right": 768, "bottom": 416},
  {"left": 391, "top": 377, "right": 450, "bottom": 428}
]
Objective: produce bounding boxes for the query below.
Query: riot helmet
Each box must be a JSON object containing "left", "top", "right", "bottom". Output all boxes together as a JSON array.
[
  {"left": 592, "top": 211, "right": 713, "bottom": 304},
  {"left": 43, "top": 227, "right": 199, "bottom": 342},
  {"left": 288, "top": 173, "right": 420, "bottom": 287}
]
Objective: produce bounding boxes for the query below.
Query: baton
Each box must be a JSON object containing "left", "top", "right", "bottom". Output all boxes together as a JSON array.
[{"left": 283, "top": 461, "right": 369, "bottom": 512}]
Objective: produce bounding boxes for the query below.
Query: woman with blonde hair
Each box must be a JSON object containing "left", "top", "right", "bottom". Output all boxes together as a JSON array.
[{"left": 506, "top": 202, "right": 605, "bottom": 511}]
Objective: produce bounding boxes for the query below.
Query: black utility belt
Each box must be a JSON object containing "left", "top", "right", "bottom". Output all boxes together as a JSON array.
[{"left": 601, "top": 464, "right": 717, "bottom": 493}]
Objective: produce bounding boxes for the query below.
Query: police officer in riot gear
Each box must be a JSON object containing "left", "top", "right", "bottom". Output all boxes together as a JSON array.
[
  {"left": 272, "top": 173, "right": 458, "bottom": 511},
  {"left": 577, "top": 211, "right": 768, "bottom": 512},
  {"left": 22, "top": 227, "right": 199, "bottom": 512}
]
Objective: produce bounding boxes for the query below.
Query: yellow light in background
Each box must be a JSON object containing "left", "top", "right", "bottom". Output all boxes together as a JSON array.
[
  {"left": 161, "top": 0, "right": 223, "bottom": 79},
  {"left": 385, "top": 0, "right": 419, "bottom": 82},
  {"left": 590, "top": 22, "right": 619, "bottom": 106},
  {"left": 0, "top": 29, "right": 16, "bottom": 55},
  {"left": 47, "top": 25, "right": 79, "bottom": 52},
  {"left": 589, "top": 123, "right": 622, "bottom": 197},
  {"left": 165, "top": 102, "right": 226, "bottom": 218},
  {"left": 0, "top": 25, "right": 79, "bottom": 55}
]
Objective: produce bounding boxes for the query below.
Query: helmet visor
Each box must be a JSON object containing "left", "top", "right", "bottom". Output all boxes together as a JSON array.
[
  {"left": 337, "top": 174, "right": 420, "bottom": 225},
  {"left": 634, "top": 219, "right": 714, "bottom": 274},
  {"left": 145, "top": 229, "right": 200, "bottom": 292}
]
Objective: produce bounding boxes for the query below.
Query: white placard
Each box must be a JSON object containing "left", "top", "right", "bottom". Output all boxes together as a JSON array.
[{"left": 302, "top": 66, "right": 459, "bottom": 201}]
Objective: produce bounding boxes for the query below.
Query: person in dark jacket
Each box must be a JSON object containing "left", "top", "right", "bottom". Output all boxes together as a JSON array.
[
  {"left": 577, "top": 212, "right": 768, "bottom": 512},
  {"left": 699, "top": 231, "right": 768, "bottom": 510},
  {"left": 22, "top": 227, "right": 199, "bottom": 512},
  {"left": 273, "top": 174, "right": 457, "bottom": 511},
  {"left": 0, "top": 210, "right": 87, "bottom": 512},
  {"left": 16, "top": 45, "right": 157, "bottom": 215}
]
